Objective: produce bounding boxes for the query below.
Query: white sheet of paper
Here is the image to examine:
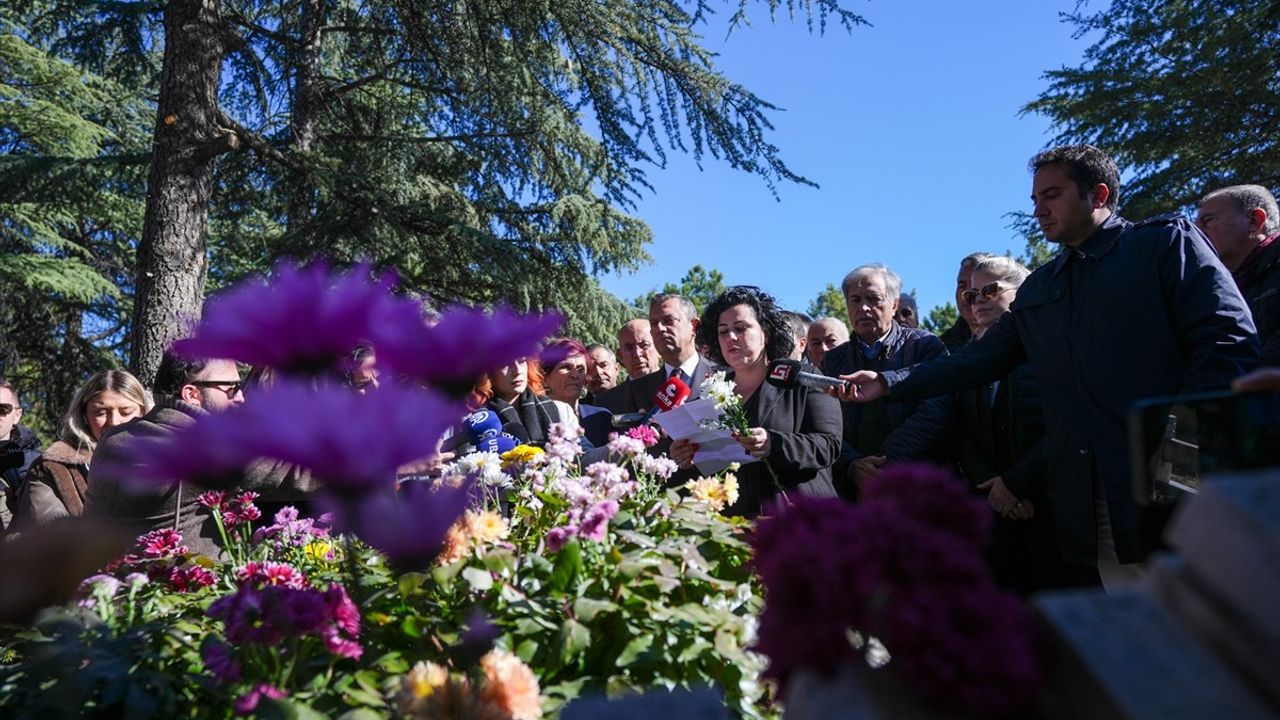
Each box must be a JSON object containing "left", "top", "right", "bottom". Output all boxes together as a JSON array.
[{"left": 651, "top": 398, "right": 756, "bottom": 475}]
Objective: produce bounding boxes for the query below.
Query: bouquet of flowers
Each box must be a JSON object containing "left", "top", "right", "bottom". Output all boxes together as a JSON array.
[{"left": 698, "top": 371, "right": 751, "bottom": 435}]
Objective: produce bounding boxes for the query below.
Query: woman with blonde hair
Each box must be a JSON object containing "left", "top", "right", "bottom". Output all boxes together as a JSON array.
[{"left": 16, "top": 369, "right": 151, "bottom": 524}]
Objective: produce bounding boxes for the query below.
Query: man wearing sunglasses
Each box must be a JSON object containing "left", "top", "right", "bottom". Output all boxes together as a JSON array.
[
  {"left": 86, "top": 349, "right": 304, "bottom": 558},
  {"left": 836, "top": 145, "right": 1259, "bottom": 590},
  {"left": 0, "top": 381, "right": 43, "bottom": 536}
]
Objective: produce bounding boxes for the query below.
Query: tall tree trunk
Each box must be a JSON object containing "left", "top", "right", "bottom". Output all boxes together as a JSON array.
[
  {"left": 286, "top": 0, "right": 325, "bottom": 236},
  {"left": 130, "top": 0, "right": 236, "bottom": 385}
]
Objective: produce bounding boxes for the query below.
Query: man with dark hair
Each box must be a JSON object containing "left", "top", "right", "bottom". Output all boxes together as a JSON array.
[
  {"left": 86, "top": 349, "right": 307, "bottom": 557},
  {"left": 599, "top": 294, "right": 714, "bottom": 414},
  {"left": 584, "top": 343, "right": 618, "bottom": 402},
  {"left": 938, "top": 252, "right": 991, "bottom": 352},
  {"left": 840, "top": 144, "right": 1259, "bottom": 588},
  {"left": 781, "top": 311, "right": 812, "bottom": 362},
  {"left": 823, "top": 263, "right": 951, "bottom": 499},
  {"left": 894, "top": 294, "right": 920, "bottom": 329},
  {"left": 1198, "top": 184, "right": 1280, "bottom": 365},
  {"left": 0, "top": 380, "right": 41, "bottom": 535}
]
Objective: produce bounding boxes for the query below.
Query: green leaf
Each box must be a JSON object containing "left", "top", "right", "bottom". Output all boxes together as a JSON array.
[
  {"left": 462, "top": 566, "right": 494, "bottom": 592},
  {"left": 617, "top": 633, "right": 654, "bottom": 666},
  {"left": 557, "top": 618, "right": 591, "bottom": 663},
  {"left": 572, "top": 597, "right": 616, "bottom": 623},
  {"left": 257, "top": 698, "right": 330, "bottom": 720},
  {"left": 548, "top": 540, "right": 582, "bottom": 593}
]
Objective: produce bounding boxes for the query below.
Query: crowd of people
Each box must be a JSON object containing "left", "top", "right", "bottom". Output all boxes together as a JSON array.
[{"left": 0, "top": 144, "right": 1276, "bottom": 598}]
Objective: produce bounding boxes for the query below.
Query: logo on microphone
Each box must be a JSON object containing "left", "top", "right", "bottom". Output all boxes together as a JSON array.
[{"left": 769, "top": 363, "right": 794, "bottom": 383}]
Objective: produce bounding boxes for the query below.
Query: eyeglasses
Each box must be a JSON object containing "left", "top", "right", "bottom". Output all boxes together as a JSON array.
[
  {"left": 961, "top": 282, "right": 1013, "bottom": 306},
  {"left": 189, "top": 380, "right": 245, "bottom": 398},
  {"left": 0, "top": 403, "right": 14, "bottom": 416}
]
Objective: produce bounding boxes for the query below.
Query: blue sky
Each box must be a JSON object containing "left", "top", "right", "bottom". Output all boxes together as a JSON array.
[{"left": 597, "top": 1, "right": 1095, "bottom": 318}]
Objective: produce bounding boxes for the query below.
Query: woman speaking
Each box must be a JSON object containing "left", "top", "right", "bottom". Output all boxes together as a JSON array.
[{"left": 670, "top": 286, "right": 841, "bottom": 516}]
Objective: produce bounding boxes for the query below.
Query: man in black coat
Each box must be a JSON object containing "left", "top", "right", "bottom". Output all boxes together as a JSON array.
[
  {"left": 839, "top": 145, "right": 1259, "bottom": 588},
  {"left": 822, "top": 264, "right": 951, "bottom": 500},
  {"left": 599, "top": 294, "right": 715, "bottom": 414},
  {"left": 1197, "top": 184, "right": 1280, "bottom": 366}
]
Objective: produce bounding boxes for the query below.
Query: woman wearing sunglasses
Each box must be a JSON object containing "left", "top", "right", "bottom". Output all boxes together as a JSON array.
[
  {"left": 956, "top": 256, "right": 1077, "bottom": 593},
  {"left": 15, "top": 370, "right": 152, "bottom": 525}
]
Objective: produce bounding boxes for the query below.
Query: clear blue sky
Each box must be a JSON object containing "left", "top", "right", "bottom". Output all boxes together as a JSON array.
[{"left": 598, "top": 1, "right": 1095, "bottom": 319}]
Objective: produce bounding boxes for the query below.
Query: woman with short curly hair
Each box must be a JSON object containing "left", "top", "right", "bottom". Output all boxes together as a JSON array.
[{"left": 671, "top": 286, "right": 842, "bottom": 515}]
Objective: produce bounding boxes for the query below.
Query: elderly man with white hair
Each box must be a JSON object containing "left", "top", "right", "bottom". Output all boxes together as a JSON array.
[{"left": 820, "top": 263, "right": 952, "bottom": 500}]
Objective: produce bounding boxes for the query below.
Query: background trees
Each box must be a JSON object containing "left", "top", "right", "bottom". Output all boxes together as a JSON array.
[{"left": 1023, "top": 0, "right": 1280, "bottom": 222}]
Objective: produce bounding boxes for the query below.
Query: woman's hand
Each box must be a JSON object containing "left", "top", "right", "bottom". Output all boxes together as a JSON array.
[
  {"left": 670, "top": 438, "right": 699, "bottom": 470},
  {"left": 733, "top": 427, "right": 771, "bottom": 459}
]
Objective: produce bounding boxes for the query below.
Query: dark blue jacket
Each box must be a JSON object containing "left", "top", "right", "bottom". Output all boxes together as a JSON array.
[
  {"left": 822, "top": 322, "right": 952, "bottom": 490},
  {"left": 885, "top": 214, "right": 1259, "bottom": 564}
]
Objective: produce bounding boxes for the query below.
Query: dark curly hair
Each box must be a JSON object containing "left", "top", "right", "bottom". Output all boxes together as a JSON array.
[
  {"left": 1029, "top": 144, "right": 1120, "bottom": 210},
  {"left": 696, "top": 286, "right": 794, "bottom": 366}
]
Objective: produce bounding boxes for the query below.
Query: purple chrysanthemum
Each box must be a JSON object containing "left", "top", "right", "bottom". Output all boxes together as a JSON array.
[
  {"left": 169, "top": 565, "right": 218, "bottom": 593},
  {"left": 123, "top": 380, "right": 462, "bottom": 494},
  {"left": 234, "top": 684, "right": 287, "bottom": 715},
  {"left": 377, "top": 305, "right": 563, "bottom": 391},
  {"left": 544, "top": 525, "right": 577, "bottom": 553},
  {"left": 175, "top": 262, "right": 426, "bottom": 378},
  {"left": 578, "top": 500, "right": 618, "bottom": 542},
  {"left": 333, "top": 480, "right": 470, "bottom": 571},
  {"left": 860, "top": 462, "right": 991, "bottom": 548},
  {"left": 201, "top": 637, "right": 242, "bottom": 684}
]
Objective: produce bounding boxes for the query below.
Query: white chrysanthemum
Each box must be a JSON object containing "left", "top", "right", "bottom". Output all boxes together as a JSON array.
[{"left": 700, "top": 371, "right": 738, "bottom": 410}]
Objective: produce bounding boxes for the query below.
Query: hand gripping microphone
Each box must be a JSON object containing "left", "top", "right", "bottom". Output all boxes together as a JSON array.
[
  {"left": 611, "top": 375, "right": 692, "bottom": 427},
  {"left": 443, "top": 409, "right": 503, "bottom": 452},
  {"left": 766, "top": 358, "right": 850, "bottom": 393}
]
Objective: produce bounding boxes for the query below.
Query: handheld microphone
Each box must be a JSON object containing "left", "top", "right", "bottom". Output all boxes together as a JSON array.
[
  {"left": 611, "top": 376, "right": 692, "bottom": 427},
  {"left": 442, "top": 409, "right": 503, "bottom": 452},
  {"left": 766, "top": 359, "right": 850, "bottom": 393}
]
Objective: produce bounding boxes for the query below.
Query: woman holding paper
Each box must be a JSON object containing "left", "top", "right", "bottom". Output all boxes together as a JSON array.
[{"left": 670, "top": 286, "right": 842, "bottom": 515}]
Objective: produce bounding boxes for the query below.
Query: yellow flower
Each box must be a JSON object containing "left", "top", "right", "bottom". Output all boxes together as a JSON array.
[
  {"left": 683, "top": 475, "right": 739, "bottom": 512},
  {"left": 405, "top": 661, "right": 449, "bottom": 699},
  {"left": 467, "top": 510, "right": 510, "bottom": 544},
  {"left": 722, "top": 473, "right": 740, "bottom": 507},
  {"left": 500, "top": 444, "right": 544, "bottom": 469},
  {"left": 303, "top": 541, "right": 333, "bottom": 563},
  {"left": 438, "top": 520, "right": 472, "bottom": 565}
]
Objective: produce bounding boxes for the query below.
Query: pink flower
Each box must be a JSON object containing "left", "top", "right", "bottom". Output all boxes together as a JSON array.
[
  {"left": 139, "top": 528, "right": 187, "bottom": 558},
  {"left": 625, "top": 424, "right": 659, "bottom": 448},
  {"left": 578, "top": 500, "right": 618, "bottom": 542},
  {"left": 237, "top": 561, "right": 308, "bottom": 590},
  {"left": 169, "top": 565, "right": 217, "bottom": 593},
  {"left": 321, "top": 627, "right": 364, "bottom": 660},
  {"left": 197, "top": 491, "right": 226, "bottom": 510},
  {"left": 860, "top": 462, "right": 991, "bottom": 548},
  {"left": 234, "top": 684, "right": 287, "bottom": 715},
  {"left": 544, "top": 525, "right": 577, "bottom": 553},
  {"left": 324, "top": 584, "right": 360, "bottom": 637}
]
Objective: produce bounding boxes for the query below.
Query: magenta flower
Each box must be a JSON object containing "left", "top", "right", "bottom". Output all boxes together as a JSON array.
[
  {"left": 197, "top": 491, "right": 226, "bottom": 510},
  {"left": 209, "top": 584, "right": 330, "bottom": 646},
  {"left": 169, "top": 565, "right": 217, "bottom": 593},
  {"left": 544, "top": 525, "right": 577, "bottom": 553},
  {"left": 234, "top": 684, "right": 287, "bottom": 715},
  {"left": 321, "top": 627, "right": 363, "bottom": 660},
  {"left": 139, "top": 528, "right": 187, "bottom": 558},
  {"left": 334, "top": 480, "right": 470, "bottom": 571},
  {"left": 624, "top": 424, "right": 659, "bottom": 448},
  {"left": 324, "top": 584, "right": 360, "bottom": 637},
  {"left": 201, "top": 638, "right": 241, "bottom": 684},
  {"left": 175, "top": 262, "right": 426, "bottom": 378},
  {"left": 221, "top": 492, "right": 261, "bottom": 527},
  {"left": 579, "top": 500, "right": 618, "bottom": 542},
  {"left": 237, "top": 561, "right": 308, "bottom": 590},
  {"left": 377, "top": 305, "right": 563, "bottom": 391},
  {"left": 860, "top": 462, "right": 991, "bottom": 548}
]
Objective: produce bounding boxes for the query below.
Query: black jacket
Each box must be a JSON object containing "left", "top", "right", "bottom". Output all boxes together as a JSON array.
[
  {"left": 0, "top": 425, "right": 42, "bottom": 534},
  {"left": 1235, "top": 234, "right": 1280, "bottom": 366},
  {"left": 885, "top": 215, "right": 1259, "bottom": 564},
  {"left": 822, "top": 322, "right": 952, "bottom": 489},
  {"left": 954, "top": 361, "right": 1046, "bottom": 499},
  {"left": 724, "top": 377, "right": 842, "bottom": 517}
]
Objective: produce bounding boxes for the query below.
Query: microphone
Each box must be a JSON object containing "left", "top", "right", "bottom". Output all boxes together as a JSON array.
[
  {"left": 766, "top": 359, "right": 850, "bottom": 393},
  {"left": 442, "top": 409, "right": 503, "bottom": 452},
  {"left": 611, "top": 376, "right": 692, "bottom": 427},
  {"left": 502, "top": 422, "right": 530, "bottom": 444}
]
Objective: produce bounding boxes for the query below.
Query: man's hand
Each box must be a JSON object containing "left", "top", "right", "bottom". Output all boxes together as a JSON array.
[
  {"left": 977, "top": 476, "right": 1033, "bottom": 520},
  {"left": 848, "top": 455, "right": 887, "bottom": 492},
  {"left": 733, "top": 428, "right": 771, "bottom": 459},
  {"left": 1233, "top": 367, "right": 1280, "bottom": 393},
  {"left": 829, "top": 371, "right": 888, "bottom": 403},
  {"left": 397, "top": 451, "right": 456, "bottom": 478}
]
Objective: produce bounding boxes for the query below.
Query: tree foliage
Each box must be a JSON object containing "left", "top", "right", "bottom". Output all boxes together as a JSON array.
[
  {"left": 806, "top": 282, "right": 847, "bottom": 321},
  {"left": 920, "top": 301, "right": 958, "bottom": 336},
  {"left": 1023, "top": 0, "right": 1280, "bottom": 223},
  {"left": 1, "top": 0, "right": 866, "bottom": 399},
  {"left": 0, "top": 10, "right": 149, "bottom": 429},
  {"left": 636, "top": 264, "right": 727, "bottom": 316}
]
